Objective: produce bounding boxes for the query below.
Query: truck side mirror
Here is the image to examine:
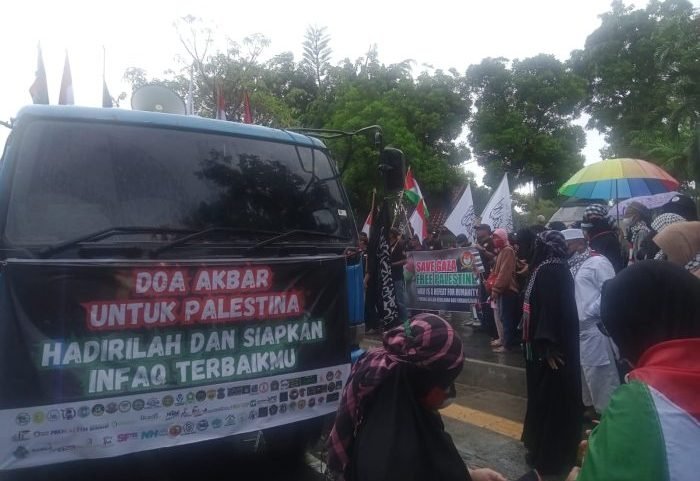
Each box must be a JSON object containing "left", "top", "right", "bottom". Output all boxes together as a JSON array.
[{"left": 378, "top": 148, "right": 405, "bottom": 192}]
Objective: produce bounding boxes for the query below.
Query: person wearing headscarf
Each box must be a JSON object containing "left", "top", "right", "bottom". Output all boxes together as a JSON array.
[
  {"left": 547, "top": 221, "right": 567, "bottom": 232},
  {"left": 651, "top": 212, "right": 686, "bottom": 234},
  {"left": 581, "top": 204, "right": 625, "bottom": 273},
  {"left": 570, "top": 261, "right": 700, "bottom": 481},
  {"left": 490, "top": 228, "right": 520, "bottom": 352},
  {"left": 622, "top": 201, "right": 652, "bottom": 263},
  {"left": 327, "top": 313, "right": 507, "bottom": 481},
  {"left": 563, "top": 229, "right": 619, "bottom": 415},
  {"left": 641, "top": 213, "right": 686, "bottom": 260},
  {"left": 653, "top": 221, "right": 700, "bottom": 278},
  {"left": 474, "top": 224, "right": 499, "bottom": 341},
  {"left": 521, "top": 231, "right": 582, "bottom": 476},
  {"left": 660, "top": 193, "right": 698, "bottom": 221}
]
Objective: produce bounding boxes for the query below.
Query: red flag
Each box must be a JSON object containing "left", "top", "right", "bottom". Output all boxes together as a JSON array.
[
  {"left": 243, "top": 91, "right": 253, "bottom": 124},
  {"left": 29, "top": 46, "right": 49, "bottom": 104},
  {"left": 361, "top": 211, "right": 372, "bottom": 236},
  {"left": 58, "top": 52, "right": 74, "bottom": 105},
  {"left": 215, "top": 83, "right": 226, "bottom": 120}
]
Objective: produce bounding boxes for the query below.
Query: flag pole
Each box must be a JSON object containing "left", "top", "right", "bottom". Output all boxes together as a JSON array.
[
  {"left": 187, "top": 63, "right": 194, "bottom": 115},
  {"left": 402, "top": 202, "right": 411, "bottom": 237},
  {"left": 391, "top": 167, "right": 410, "bottom": 228}
]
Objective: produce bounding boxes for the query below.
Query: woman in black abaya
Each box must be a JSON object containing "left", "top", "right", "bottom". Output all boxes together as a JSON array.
[
  {"left": 521, "top": 230, "right": 583, "bottom": 475},
  {"left": 327, "top": 313, "right": 507, "bottom": 481}
]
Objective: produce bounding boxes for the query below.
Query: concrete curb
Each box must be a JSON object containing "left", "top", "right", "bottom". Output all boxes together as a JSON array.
[{"left": 458, "top": 358, "right": 526, "bottom": 398}]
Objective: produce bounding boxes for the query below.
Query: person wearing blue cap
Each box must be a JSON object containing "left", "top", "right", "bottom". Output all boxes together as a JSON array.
[{"left": 563, "top": 228, "right": 620, "bottom": 416}]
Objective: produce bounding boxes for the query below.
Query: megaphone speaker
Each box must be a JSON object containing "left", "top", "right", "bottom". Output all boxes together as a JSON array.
[{"left": 131, "top": 85, "right": 186, "bottom": 115}]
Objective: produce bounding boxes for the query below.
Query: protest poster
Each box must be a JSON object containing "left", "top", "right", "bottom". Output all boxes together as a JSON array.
[
  {"left": 405, "top": 248, "right": 482, "bottom": 312},
  {"left": 0, "top": 257, "right": 350, "bottom": 470}
]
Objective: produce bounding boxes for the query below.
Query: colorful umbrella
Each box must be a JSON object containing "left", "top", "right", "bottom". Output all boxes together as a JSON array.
[
  {"left": 559, "top": 158, "right": 679, "bottom": 200},
  {"left": 610, "top": 191, "right": 680, "bottom": 217}
]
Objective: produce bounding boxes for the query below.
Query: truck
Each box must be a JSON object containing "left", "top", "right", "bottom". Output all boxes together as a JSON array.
[{"left": 0, "top": 105, "right": 370, "bottom": 477}]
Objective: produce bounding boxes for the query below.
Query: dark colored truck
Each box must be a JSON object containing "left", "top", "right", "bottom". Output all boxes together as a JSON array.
[{"left": 0, "top": 105, "right": 364, "bottom": 476}]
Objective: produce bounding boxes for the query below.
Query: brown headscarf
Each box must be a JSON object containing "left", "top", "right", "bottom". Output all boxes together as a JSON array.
[{"left": 653, "top": 221, "right": 700, "bottom": 275}]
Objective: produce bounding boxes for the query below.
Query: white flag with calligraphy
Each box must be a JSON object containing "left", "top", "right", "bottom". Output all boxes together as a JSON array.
[
  {"left": 481, "top": 174, "right": 513, "bottom": 232},
  {"left": 445, "top": 185, "right": 477, "bottom": 242}
]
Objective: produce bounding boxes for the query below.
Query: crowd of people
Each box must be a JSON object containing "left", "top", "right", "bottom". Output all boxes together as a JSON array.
[{"left": 330, "top": 193, "right": 700, "bottom": 481}]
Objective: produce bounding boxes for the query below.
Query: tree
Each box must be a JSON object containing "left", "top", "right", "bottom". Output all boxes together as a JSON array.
[
  {"left": 301, "top": 25, "right": 332, "bottom": 90},
  {"left": 511, "top": 194, "right": 559, "bottom": 229},
  {"left": 571, "top": 0, "right": 700, "bottom": 183},
  {"left": 124, "top": 26, "right": 471, "bottom": 216},
  {"left": 467, "top": 55, "right": 586, "bottom": 198},
  {"left": 319, "top": 49, "right": 471, "bottom": 213}
]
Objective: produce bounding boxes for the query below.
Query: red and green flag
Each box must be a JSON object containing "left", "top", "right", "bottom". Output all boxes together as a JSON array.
[
  {"left": 409, "top": 199, "right": 428, "bottom": 243},
  {"left": 579, "top": 340, "right": 700, "bottom": 481},
  {"left": 404, "top": 168, "right": 429, "bottom": 217}
]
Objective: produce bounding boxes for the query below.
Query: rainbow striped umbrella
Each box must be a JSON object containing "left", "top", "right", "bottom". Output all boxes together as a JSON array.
[{"left": 559, "top": 158, "right": 680, "bottom": 200}]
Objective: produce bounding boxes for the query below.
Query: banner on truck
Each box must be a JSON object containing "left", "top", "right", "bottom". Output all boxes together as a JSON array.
[
  {"left": 0, "top": 257, "right": 350, "bottom": 470},
  {"left": 405, "top": 248, "right": 482, "bottom": 312}
]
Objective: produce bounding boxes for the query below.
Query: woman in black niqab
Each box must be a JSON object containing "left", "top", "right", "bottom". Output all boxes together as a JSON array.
[
  {"left": 521, "top": 231, "right": 582, "bottom": 475},
  {"left": 601, "top": 260, "right": 700, "bottom": 365}
]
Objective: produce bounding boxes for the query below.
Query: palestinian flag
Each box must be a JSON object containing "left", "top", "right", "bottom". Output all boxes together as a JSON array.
[
  {"left": 409, "top": 199, "right": 428, "bottom": 243},
  {"left": 404, "top": 168, "right": 429, "bottom": 217},
  {"left": 578, "top": 339, "right": 700, "bottom": 481}
]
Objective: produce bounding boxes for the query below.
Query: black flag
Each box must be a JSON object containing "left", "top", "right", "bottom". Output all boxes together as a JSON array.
[{"left": 366, "top": 198, "right": 399, "bottom": 331}]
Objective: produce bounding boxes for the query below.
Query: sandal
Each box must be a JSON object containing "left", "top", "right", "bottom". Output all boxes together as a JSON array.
[
  {"left": 492, "top": 346, "right": 508, "bottom": 353},
  {"left": 490, "top": 339, "right": 502, "bottom": 347}
]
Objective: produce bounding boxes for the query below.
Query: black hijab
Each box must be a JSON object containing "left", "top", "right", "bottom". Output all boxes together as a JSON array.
[
  {"left": 601, "top": 260, "right": 700, "bottom": 364},
  {"left": 530, "top": 230, "right": 568, "bottom": 268}
]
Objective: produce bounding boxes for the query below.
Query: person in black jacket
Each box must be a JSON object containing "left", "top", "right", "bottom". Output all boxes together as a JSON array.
[{"left": 581, "top": 205, "right": 625, "bottom": 273}]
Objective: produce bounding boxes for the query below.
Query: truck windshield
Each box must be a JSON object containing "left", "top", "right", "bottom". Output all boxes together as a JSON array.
[{"left": 5, "top": 120, "right": 353, "bottom": 246}]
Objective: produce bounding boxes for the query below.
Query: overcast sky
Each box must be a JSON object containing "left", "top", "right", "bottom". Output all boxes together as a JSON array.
[{"left": 3, "top": 0, "right": 695, "bottom": 182}]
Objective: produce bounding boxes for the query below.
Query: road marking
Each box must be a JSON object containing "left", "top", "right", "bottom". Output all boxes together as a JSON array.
[{"left": 440, "top": 403, "right": 523, "bottom": 440}]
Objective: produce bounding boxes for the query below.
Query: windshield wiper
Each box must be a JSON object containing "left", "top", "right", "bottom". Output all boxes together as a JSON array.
[
  {"left": 39, "top": 227, "right": 195, "bottom": 258},
  {"left": 149, "top": 227, "right": 281, "bottom": 258},
  {"left": 245, "top": 229, "right": 351, "bottom": 253}
]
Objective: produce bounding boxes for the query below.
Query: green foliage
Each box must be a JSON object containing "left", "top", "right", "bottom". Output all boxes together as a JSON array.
[
  {"left": 465, "top": 171, "right": 492, "bottom": 214},
  {"left": 322, "top": 53, "right": 471, "bottom": 211},
  {"left": 511, "top": 194, "right": 559, "bottom": 229},
  {"left": 123, "top": 5, "right": 700, "bottom": 227},
  {"left": 466, "top": 55, "right": 586, "bottom": 198},
  {"left": 124, "top": 30, "right": 471, "bottom": 215},
  {"left": 301, "top": 26, "right": 332, "bottom": 89},
  {"left": 572, "top": 0, "right": 700, "bottom": 183}
]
